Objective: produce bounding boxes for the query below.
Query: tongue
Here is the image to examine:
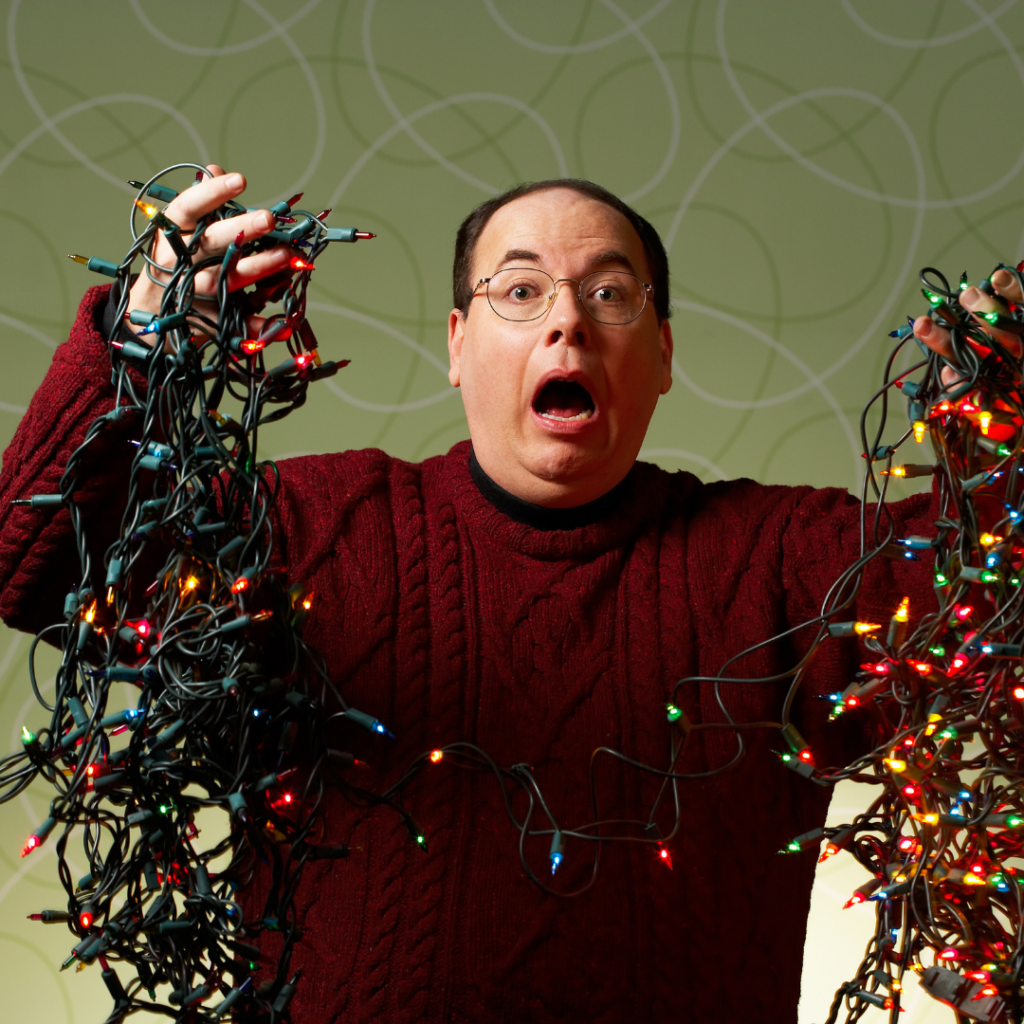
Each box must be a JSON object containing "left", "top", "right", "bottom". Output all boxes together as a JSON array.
[{"left": 535, "top": 380, "right": 593, "bottom": 418}]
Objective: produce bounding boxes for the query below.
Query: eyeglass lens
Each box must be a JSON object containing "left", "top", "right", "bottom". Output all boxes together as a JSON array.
[{"left": 485, "top": 268, "right": 647, "bottom": 324}]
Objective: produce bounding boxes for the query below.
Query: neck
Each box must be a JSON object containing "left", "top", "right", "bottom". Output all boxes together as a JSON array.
[{"left": 468, "top": 447, "right": 632, "bottom": 531}]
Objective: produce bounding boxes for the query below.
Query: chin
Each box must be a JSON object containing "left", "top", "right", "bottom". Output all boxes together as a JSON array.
[{"left": 522, "top": 437, "right": 614, "bottom": 488}]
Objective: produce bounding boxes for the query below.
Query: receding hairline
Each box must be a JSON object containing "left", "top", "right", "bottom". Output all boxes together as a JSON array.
[{"left": 466, "top": 187, "right": 653, "bottom": 291}]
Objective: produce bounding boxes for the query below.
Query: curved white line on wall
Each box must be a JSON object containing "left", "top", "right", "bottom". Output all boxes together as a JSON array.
[
  {"left": 666, "top": 88, "right": 927, "bottom": 398},
  {"left": 363, "top": 0, "right": 498, "bottom": 194},
  {"left": 0, "top": 314, "right": 56, "bottom": 351},
  {"left": 329, "top": 91, "right": 568, "bottom": 206},
  {"left": 240, "top": 0, "right": 326, "bottom": 203},
  {"left": 306, "top": 301, "right": 450, "bottom": 375},
  {"left": 482, "top": 0, "right": 673, "bottom": 54},
  {"left": 0, "top": 94, "right": 211, "bottom": 186},
  {"left": 715, "top": 0, "right": 1024, "bottom": 209},
  {"left": 669, "top": 301, "right": 861, "bottom": 472},
  {"left": 839, "top": 0, "right": 1019, "bottom": 49},
  {"left": 599, "top": 0, "right": 680, "bottom": 202},
  {"left": 128, "top": 0, "right": 324, "bottom": 55}
]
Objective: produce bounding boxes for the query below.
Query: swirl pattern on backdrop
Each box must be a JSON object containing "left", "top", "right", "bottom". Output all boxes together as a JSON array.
[{"left": 2, "top": 2, "right": 1024, "bottom": 1021}]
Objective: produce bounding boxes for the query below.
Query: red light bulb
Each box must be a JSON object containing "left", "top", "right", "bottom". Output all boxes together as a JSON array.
[
  {"left": 241, "top": 339, "right": 265, "bottom": 355},
  {"left": 290, "top": 257, "right": 315, "bottom": 271},
  {"left": 20, "top": 835, "right": 39, "bottom": 857},
  {"left": 79, "top": 909, "right": 93, "bottom": 929},
  {"left": 657, "top": 846, "right": 673, "bottom": 870}
]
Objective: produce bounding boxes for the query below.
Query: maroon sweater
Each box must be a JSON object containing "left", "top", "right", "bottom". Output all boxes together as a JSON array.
[{"left": 0, "top": 287, "right": 938, "bottom": 1023}]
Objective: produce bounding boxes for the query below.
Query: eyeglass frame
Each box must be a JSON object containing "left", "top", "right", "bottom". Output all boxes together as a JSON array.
[{"left": 471, "top": 267, "right": 654, "bottom": 325}]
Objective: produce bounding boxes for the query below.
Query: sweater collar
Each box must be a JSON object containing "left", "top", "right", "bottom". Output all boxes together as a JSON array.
[
  {"left": 468, "top": 446, "right": 634, "bottom": 532},
  {"left": 444, "top": 441, "right": 667, "bottom": 559}
]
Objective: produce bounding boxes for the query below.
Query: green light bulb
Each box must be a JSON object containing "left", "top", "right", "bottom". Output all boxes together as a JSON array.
[
  {"left": 929, "top": 645, "right": 946, "bottom": 656},
  {"left": 665, "top": 703, "right": 682, "bottom": 722},
  {"left": 20, "top": 726, "right": 34, "bottom": 745},
  {"left": 934, "top": 572, "right": 949, "bottom": 586}
]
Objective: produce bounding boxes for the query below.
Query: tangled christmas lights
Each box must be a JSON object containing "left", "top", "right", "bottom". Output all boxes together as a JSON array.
[
  {"left": 0, "top": 163, "right": 381, "bottom": 1022},
  {"left": 6, "top": 158, "right": 1024, "bottom": 1024},
  {"left": 785, "top": 264, "right": 1024, "bottom": 1023}
]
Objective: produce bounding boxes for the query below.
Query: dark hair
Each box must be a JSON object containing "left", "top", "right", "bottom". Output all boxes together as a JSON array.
[{"left": 452, "top": 178, "right": 671, "bottom": 323}]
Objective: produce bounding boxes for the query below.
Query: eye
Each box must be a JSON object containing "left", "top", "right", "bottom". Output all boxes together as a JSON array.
[
  {"left": 588, "top": 282, "right": 623, "bottom": 303},
  {"left": 502, "top": 279, "right": 543, "bottom": 302}
]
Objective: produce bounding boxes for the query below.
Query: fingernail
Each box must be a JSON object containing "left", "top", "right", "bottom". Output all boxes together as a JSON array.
[
  {"left": 917, "top": 318, "right": 933, "bottom": 337},
  {"left": 255, "top": 211, "right": 272, "bottom": 230},
  {"left": 962, "top": 287, "right": 979, "bottom": 305},
  {"left": 226, "top": 173, "right": 244, "bottom": 190}
]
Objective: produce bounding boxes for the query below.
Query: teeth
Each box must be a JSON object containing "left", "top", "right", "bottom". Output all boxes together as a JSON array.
[{"left": 540, "top": 409, "right": 592, "bottom": 421}]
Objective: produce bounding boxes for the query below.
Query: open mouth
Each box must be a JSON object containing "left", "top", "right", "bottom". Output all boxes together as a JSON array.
[{"left": 533, "top": 379, "right": 596, "bottom": 422}]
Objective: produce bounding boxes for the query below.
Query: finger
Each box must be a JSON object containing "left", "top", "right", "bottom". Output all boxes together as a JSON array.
[
  {"left": 959, "top": 286, "right": 1023, "bottom": 357},
  {"left": 226, "top": 247, "right": 293, "bottom": 290},
  {"left": 197, "top": 208, "right": 276, "bottom": 254},
  {"left": 191, "top": 246, "right": 293, "bottom": 296},
  {"left": 163, "top": 171, "right": 247, "bottom": 231},
  {"left": 991, "top": 267, "right": 1023, "bottom": 305},
  {"left": 915, "top": 315, "right": 953, "bottom": 360}
]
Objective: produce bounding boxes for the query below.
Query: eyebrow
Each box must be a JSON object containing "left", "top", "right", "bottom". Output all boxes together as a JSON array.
[
  {"left": 586, "top": 249, "right": 637, "bottom": 275},
  {"left": 493, "top": 248, "right": 639, "bottom": 275},
  {"left": 496, "top": 248, "right": 541, "bottom": 269}
]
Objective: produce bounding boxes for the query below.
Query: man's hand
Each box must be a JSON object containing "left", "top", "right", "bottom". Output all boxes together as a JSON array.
[
  {"left": 913, "top": 268, "right": 1024, "bottom": 384},
  {"left": 126, "top": 164, "right": 294, "bottom": 338}
]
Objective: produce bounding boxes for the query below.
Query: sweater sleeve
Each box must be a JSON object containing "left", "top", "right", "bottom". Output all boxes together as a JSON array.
[
  {"left": 778, "top": 482, "right": 939, "bottom": 765},
  {"left": 0, "top": 285, "right": 139, "bottom": 635}
]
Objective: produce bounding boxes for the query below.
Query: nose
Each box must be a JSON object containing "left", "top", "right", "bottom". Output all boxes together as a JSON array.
[{"left": 544, "top": 279, "right": 589, "bottom": 347}]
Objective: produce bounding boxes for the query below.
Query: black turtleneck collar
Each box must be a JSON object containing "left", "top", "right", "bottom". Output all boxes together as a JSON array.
[{"left": 468, "top": 446, "right": 632, "bottom": 531}]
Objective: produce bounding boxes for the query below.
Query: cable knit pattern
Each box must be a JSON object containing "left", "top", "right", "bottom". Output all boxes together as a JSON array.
[{"left": 0, "top": 288, "right": 941, "bottom": 1024}]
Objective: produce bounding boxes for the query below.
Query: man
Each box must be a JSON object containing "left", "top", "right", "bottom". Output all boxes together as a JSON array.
[{"left": 0, "top": 168, "right": 1018, "bottom": 1023}]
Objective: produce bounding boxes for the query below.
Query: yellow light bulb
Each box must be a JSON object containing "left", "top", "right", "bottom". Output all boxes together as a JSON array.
[
  {"left": 890, "top": 466, "right": 907, "bottom": 477},
  {"left": 913, "top": 420, "right": 926, "bottom": 443},
  {"left": 302, "top": 599, "right": 312, "bottom": 610},
  {"left": 84, "top": 601, "right": 96, "bottom": 624},
  {"left": 894, "top": 597, "right": 910, "bottom": 623},
  {"left": 913, "top": 812, "right": 939, "bottom": 825},
  {"left": 854, "top": 622, "right": 882, "bottom": 635},
  {"left": 884, "top": 757, "right": 908, "bottom": 773},
  {"left": 135, "top": 199, "right": 158, "bottom": 219},
  {"left": 980, "top": 533, "right": 1002, "bottom": 547},
  {"left": 980, "top": 411, "right": 992, "bottom": 435}
]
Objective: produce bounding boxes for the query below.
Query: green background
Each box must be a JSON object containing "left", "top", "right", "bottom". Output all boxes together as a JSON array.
[{"left": 1, "top": 1, "right": 1023, "bottom": 1020}]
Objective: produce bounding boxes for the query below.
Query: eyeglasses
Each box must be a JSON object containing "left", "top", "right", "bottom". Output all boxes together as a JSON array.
[{"left": 474, "top": 267, "right": 652, "bottom": 324}]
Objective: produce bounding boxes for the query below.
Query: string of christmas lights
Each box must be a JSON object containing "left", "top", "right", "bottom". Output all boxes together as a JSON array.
[
  {"left": 0, "top": 163, "right": 388, "bottom": 1023},
  {"left": 7, "top": 160, "right": 1023, "bottom": 1023},
  {"left": 781, "top": 264, "right": 1024, "bottom": 1023}
]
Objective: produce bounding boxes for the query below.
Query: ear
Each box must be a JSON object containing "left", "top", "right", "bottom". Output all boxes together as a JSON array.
[
  {"left": 658, "top": 319, "right": 673, "bottom": 395},
  {"left": 448, "top": 309, "right": 465, "bottom": 387}
]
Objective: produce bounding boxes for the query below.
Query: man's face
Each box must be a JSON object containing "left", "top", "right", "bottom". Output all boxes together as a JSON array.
[{"left": 448, "top": 188, "right": 673, "bottom": 508}]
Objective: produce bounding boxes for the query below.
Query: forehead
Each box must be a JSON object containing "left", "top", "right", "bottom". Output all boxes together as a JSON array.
[{"left": 472, "top": 188, "right": 649, "bottom": 278}]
